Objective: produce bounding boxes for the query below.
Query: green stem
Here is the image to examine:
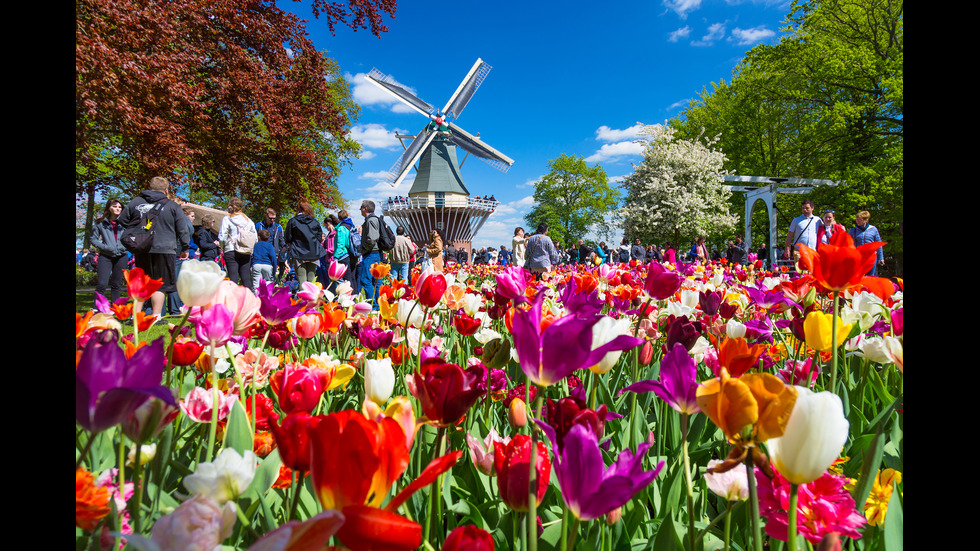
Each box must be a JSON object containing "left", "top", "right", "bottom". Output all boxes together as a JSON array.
[
  {"left": 788, "top": 483, "right": 799, "bottom": 550},
  {"left": 830, "top": 293, "right": 840, "bottom": 394},
  {"left": 206, "top": 347, "right": 218, "bottom": 463},
  {"left": 165, "top": 307, "right": 193, "bottom": 386},
  {"left": 745, "top": 452, "right": 763, "bottom": 551},
  {"left": 528, "top": 391, "right": 543, "bottom": 551},
  {"left": 116, "top": 433, "right": 126, "bottom": 551},
  {"left": 681, "top": 413, "right": 696, "bottom": 551}
]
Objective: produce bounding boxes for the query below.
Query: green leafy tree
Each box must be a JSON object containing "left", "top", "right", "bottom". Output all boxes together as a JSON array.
[
  {"left": 524, "top": 154, "right": 619, "bottom": 247},
  {"left": 617, "top": 125, "right": 737, "bottom": 248}
]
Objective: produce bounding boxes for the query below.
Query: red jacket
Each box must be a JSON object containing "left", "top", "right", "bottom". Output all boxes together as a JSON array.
[{"left": 816, "top": 223, "right": 846, "bottom": 245}]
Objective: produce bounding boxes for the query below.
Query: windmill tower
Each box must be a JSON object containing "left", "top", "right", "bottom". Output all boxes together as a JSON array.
[{"left": 365, "top": 59, "right": 514, "bottom": 261}]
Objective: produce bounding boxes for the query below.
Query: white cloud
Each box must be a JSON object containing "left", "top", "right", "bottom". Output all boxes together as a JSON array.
[
  {"left": 692, "top": 22, "right": 726, "bottom": 46},
  {"left": 595, "top": 124, "right": 646, "bottom": 142},
  {"left": 663, "top": 0, "right": 702, "bottom": 19},
  {"left": 667, "top": 98, "right": 692, "bottom": 111},
  {"left": 668, "top": 26, "right": 692, "bottom": 42},
  {"left": 585, "top": 141, "right": 645, "bottom": 163},
  {"left": 347, "top": 123, "right": 402, "bottom": 150},
  {"left": 347, "top": 72, "right": 428, "bottom": 114},
  {"left": 731, "top": 26, "right": 776, "bottom": 45},
  {"left": 358, "top": 150, "right": 376, "bottom": 160}
]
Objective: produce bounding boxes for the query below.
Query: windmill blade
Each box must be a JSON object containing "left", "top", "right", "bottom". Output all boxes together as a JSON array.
[
  {"left": 447, "top": 123, "right": 514, "bottom": 173},
  {"left": 365, "top": 68, "right": 435, "bottom": 118},
  {"left": 386, "top": 126, "right": 439, "bottom": 187},
  {"left": 441, "top": 59, "right": 492, "bottom": 120}
]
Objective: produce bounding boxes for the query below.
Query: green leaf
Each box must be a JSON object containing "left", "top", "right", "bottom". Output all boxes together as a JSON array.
[
  {"left": 222, "top": 400, "right": 253, "bottom": 455},
  {"left": 883, "top": 483, "right": 903, "bottom": 550},
  {"left": 652, "top": 515, "right": 684, "bottom": 551}
]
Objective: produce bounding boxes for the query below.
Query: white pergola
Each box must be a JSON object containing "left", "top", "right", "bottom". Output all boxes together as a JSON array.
[{"left": 723, "top": 176, "right": 838, "bottom": 262}]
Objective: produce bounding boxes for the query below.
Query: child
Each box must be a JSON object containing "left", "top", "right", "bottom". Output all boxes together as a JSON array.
[{"left": 250, "top": 229, "right": 276, "bottom": 292}]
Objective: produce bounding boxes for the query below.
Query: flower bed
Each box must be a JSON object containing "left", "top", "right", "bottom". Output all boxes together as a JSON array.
[{"left": 76, "top": 232, "right": 903, "bottom": 550}]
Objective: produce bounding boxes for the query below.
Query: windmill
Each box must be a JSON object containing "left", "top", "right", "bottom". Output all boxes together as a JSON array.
[{"left": 365, "top": 59, "right": 514, "bottom": 260}]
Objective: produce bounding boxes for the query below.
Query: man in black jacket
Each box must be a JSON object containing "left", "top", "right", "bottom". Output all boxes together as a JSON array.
[{"left": 118, "top": 176, "right": 190, "bottom": 317}]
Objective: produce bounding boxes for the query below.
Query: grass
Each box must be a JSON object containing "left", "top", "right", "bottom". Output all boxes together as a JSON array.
[{"left": 76, "top": 289, "right": 179, "bottom": 343}]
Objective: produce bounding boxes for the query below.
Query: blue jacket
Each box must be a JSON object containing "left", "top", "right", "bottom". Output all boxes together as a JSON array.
[
  {"left": 252, "top": 241, "right": 276, "bottom": 267},
  {"left": 848, "top": 224, "right": 884, "bottom": 262}
]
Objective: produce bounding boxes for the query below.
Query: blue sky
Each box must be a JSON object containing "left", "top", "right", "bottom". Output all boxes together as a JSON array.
[{"left": 292, "top": 0, "right": 792, "bottom": 249}]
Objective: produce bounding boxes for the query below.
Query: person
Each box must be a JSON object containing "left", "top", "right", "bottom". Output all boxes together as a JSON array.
[
  {"left": 196, "top": 213, "right": 221, "bottom": 263},
  {"left": 390, "top": 226, "right": 414, "bottom": 282},
  {"left": 182, "top": 207, "right": 199, "bottom": 260},
  {"left": 512, "top": 227, "right": 527, "bottom": 267},
  {"left": 631, "top": 238, "right": 645, "bottom": 262},
  {"left": 727, "top": 235, "right": 749, "bottom": 265},
  {"left": 117, "top": 176, "right": 190, "bottom": 317},
  {"left": 445, "top": 241, "right": 458, "bottom": 266},
  {"left": 595, "top": 241, "right": 608, "bottom": 264},
  {"left": 664, "top": 241, "right": 676, "bottom": 265},
  {"left": 498, "top": 245, "right": 511, "bottom": 265},
  {"left": 218, "top": 197, "right": 254, "bottom": 289},
  {"left": 848, "top": 210, "right": 885, "bottom": 275},
  {"left": 358, "top": 200, "right": 384, "bottom": 307},
  {"left": 425, "top": 229, "right": 444, "bottom": 273},
  {"left": 526, "top": 222, "right": 560, "bottom": 278},
  {"left": 335, "top": 210, "right": 356, "bottom": 291},
  {"left": 167, "top": 206, "right": 200, "bottom": 314},
  {"left": 90, "top": 198, "right": 128, "bottom": 306},
  {"left": 785, "top": 199, "right": 818, "bottom": 261},
  {"left": 256, "top": 208, "right": 286, "bottom": 282},
  {"left": 577, "top": 240, "right": 592, "bottom": 265},
  {"left": 285, "top": 197, "right": 326, "bottom": 286},
  {"left": 618, "top": 239, "right": 631, "bottom": 264},
  {"left": 456, "top": 246, "right": 468, "bottom": 265},
  {"left": 251, "top": 229, "right": 276, "bottom": 291},
  {"left": 757, "top": 243, "right": 769, "bottom": 269},
  {"left": 816, "top": 210, "right": 845, "bottom": 245},
  {"left": 692, "top": 236, "right": 708, "bottom": 263}
]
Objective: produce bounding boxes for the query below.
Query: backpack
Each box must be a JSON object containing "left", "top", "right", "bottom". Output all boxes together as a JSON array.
[
  {"left": 121, "top": 199, "right": 168, "bottom": 254},
  {"left": 232, "top": 215, "right": 258, "bottom": 254},
  {"left": 346, "top": 225, "right": 362, "bottom": 261},
  {"left": 376, "top": 215, "right": 396, "bottom": 252},
  {"left": 618, "top": 247, "right": 630, "bottom": 263}
]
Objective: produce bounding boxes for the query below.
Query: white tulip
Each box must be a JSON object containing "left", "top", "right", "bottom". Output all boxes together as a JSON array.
[
  {"left": 704, "top": 459, "right": 749, "bottom": 501},
  {"left": 182, "top": 448, "right": 258, "bottom": 504},
  {"left": 768, "top": 388, "right": 849, "bottom": 485},
  {"left": 725, "top": 320, "right": 747, "bottom": 339},
  {"left": 363, "top": 357, "right": 395, "bottom": 405},
  {"left": 589, "top": 316, "right": 633, "bottom": 374},
  {"left": 176, "top": 259, "right": 226, "bottom": 306}
]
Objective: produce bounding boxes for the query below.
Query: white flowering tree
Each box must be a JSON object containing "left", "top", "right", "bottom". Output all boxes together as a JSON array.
[{"left": 617, "top": 124, "right": 737, "bottom": 249}]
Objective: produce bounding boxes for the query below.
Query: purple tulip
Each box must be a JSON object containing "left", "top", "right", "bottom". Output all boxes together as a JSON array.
[
  {"left": 536, "top": 420, "right": 664, "bottom": 521},
  {"left": 495, "top": 265, "right": 529, "bottom": 302},
  {"left": 741, "top": 285, "right": 798, "bottom": 312},
  {"left": 643, "top": 261, "right": 684, "bottom": 300},
  {"left": 76, "top": 332, "right": 177, "bottom": 434},
  {"left": 698, "top": 290, "right": 724, "bottom": 318},
  {"left": 359, "top": 325, "right": 394, "bottom": 351},
  {"left": 891, "top": 308, "right": 903, "bottom": 336},
  {"left": 512, "top": 293, "right": 643, "bottom": 387},
  {"left": 195, "top": 303, "right": 235, "bottom": 347},
  {"left": 619, "top": 343, "right": 700, "bottom": 414},
  {"left": 256, "top": 279, "right": 305, "bottom": 325},
  {"left": 665, "top": 315, "right": 703, "bottom": 352}
]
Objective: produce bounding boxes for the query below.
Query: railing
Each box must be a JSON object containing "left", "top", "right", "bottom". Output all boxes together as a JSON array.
[{"left": 382, "top": 196, "right": 499, "bottom": 212}]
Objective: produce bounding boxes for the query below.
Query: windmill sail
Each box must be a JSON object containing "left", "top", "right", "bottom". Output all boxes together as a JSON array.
[
  {"left": 442, "top": 59, "right": 491, "bottom": 120},
  {"left": 365, "top": 68, "right": 435, "bottom": 117},
  {"left": 447, "top": 123, "right": 514, "bottom": 173},
  {"left": 387, "top": 126, "right": 438, "bottom": 186}
]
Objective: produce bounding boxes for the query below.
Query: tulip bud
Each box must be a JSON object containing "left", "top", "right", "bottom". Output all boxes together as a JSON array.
[
  {"left": 508, "top": 398, "right": 528, "bottom": 428},
  {"left": 638, "top": 341, "right": 654, "bottom": 366},
  {"left": 802, "top": 286, "right": 817, "bottom": 309},
  {"left": 482, "top": 337, "right": 512, "bottom": 370},
  {"left": 605, "top": 507, "right": 622, "bottom": 525}
]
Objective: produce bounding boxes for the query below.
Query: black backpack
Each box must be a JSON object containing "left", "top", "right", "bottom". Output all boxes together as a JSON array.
[
  {"left": 121, "top": 199, "right": 168, "bottom": 254},
  {"left": 376, "top": 215, "right": 396, "bottom": 252},
  {"left": 618, "top": 248, "right": 630, "bottom": 263}
]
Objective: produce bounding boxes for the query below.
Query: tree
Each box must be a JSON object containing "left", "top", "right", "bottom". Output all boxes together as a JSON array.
[
  {"left": 617, "top": 125, "right": 737, "bottom": 248},
  {"left": 76, "top": 0, "right": 396, "bottom": 214},
  {"left": 671, "top": 0, "right": 902, "bottom": 274},
  {"left": 524, "top": 154, "right": 619, "bottom": 248}
]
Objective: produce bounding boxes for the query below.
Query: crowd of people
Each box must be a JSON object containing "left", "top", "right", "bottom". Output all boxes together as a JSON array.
[{"left": 80, "top": 179, "right": 889, "bottom": 315}]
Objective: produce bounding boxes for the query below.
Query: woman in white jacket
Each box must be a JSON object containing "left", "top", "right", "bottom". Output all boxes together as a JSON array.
[{"left": 218, "top": 197, "right": 254, "bottom": 289}]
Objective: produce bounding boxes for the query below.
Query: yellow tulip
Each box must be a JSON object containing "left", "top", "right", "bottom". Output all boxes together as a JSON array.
[{"left": 803, "top": 311, "right": 853, "bottom": 352}]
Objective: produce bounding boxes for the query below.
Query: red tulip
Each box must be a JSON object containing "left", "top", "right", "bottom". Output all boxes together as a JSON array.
[
  {"left": 444, "top": 525, "right": 495, "bottom": 551},
  {"left": 798, "top": 231, "right": 886, "bottom": 293},
  {"left": 269, "top": 412, "right": 320, "bottom": 472},
  {"left": 453, "top": 310, "right": 482, "bottom": 336},
  {"left": 415, "top": 268, "right": 447, "bottom": 308},
  {"left": 411, "top": 358, "right": 486, "bottom": 427},
  {"left": 124, "top": 267, "right": 163, "bottom": 302},
  {"left": 270, "top": 363, "right": 329, "bottom": 414},
  {"left": 494, "top": 434, "right": 551, "bottom": 512},
  {"left": 170, "top": 337, "right": 205, "bottom": 367}
]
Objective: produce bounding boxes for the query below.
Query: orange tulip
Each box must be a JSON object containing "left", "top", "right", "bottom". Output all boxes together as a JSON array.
[
  {"left": 712, "top": 335, "right": 768, "bottom": 378},
  {"left": 697, "top": 369, "right": 797, "bottom": 446},
  {"left": 319, "top": 307, "right": 347, "bottom": 334},
  {"left": 370, "top": 262, "right": 391, "bottom": 280},
  {"left": 798, "top": 231, "right": 885, "bottom": 293},
  {"left": 134, "top": 311, "right": 157, "bottom": 332},
  {"left": 110, "top": 301, "right": 134, "bottom": 321},
  {"left": 76, "top": 467, "right": 112, "bottom": 531},
  {"left": 124, "top": 267, "right": 163, "bottom": 301}
]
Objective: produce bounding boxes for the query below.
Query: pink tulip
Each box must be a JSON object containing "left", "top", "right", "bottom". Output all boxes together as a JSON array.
[
  {"left": 328, "top": 259, "right": 347, "bottom": 281},
  {"left": 210, "top": 280, "right": 262, "bottom": 336},
  {"left": 466, "top": 428, "right": 511, "bottom": 476},
  {"left": 180, "top": 387, "right": 237, "bottom": 423},
  {"left": 195, "top": 304, "right": 235, "bottom": 347}
]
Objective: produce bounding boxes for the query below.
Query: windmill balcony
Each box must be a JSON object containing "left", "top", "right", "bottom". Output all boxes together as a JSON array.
[{"left": 383, "top": 195, "right": 499, "bottom": 213}]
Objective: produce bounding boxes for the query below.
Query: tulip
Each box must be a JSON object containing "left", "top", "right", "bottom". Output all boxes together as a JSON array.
[
  {"left": 269, "top": 412, "right": 321, "bottom": 472},
  {"left": 508, "top": 397, "right": 528, "bottom": 428},
  {"left": 195, "top": 303, "right": 235, "bottom": 348},
  {"left": 246, "top": 510, "right": 345, "bottom": 551},
  {"left": 704, "top": 459, "right": 749, "bottom": 501},
  {"left": 270, "top": 363, "right": 329, "bottom": 414},
  {"left": 180, "top": 386, "right": 237, "bottom": 424},
  {"left": 364, "top": 357, "right": 395, "bottom": 405},
  {"left": 711, "top": 335, "right": 767, "bottom": 378},
  {"left": 170, "top": 336, "right": 205, "bottom": 367},
  {"left": 122, "top": 391, "right": 179, "bottom": 442},
  {"left": 125, "top": 267, "right": 163, "bottom": 302},
  {"left": 537, "top": 421, "right": 663, "bottom": 521},
  {"left": 414, "top": 267, "right": 447, "bottom": 308},
  {"left": 255, "top": 280, "right": 304, "bottom": 325},
  {"left": 620, "top": 343, "right": 700, "bottom": 414},
  {"left": 176, "top": 259, "right": 226, "bottom": 306},
  {"left": 466, "top": 428, "right": 511, "bottom": 476},
  {"left": 443, "top": 525, "right": 495, "bottom": 551},
  {"left": 411, "top": 357, "right": 486, "bottom": 427},
  {"left": 289, "top": 312, "right": 322, "bottom": 339},
  {"left": 589, "top": 315, "right": 634, "bottom": 374},
  {"left": 453, "top": 310, "right": 483, "bottom": 336},
  {"left": 664, "top": 315, "right": 703, "bottom": 352},
  {"left": 76, "top": 333, "right": 176, "bottom": 435},
  {"left": 211, "top": 280, "right": 262, "bottom": 335},
  {"left": 493, "top": 434, "right": 551, "bottom": 512},
  {"left": 146, "top": 495, "right": 237, "bottom": 551},
  {"left": 495, "top": 265, "right": 529, "bottom": 302},
  {"left": 396, "top": 298, "right": 425, "bottom": 328},
  {"left": 643, "top": 260, "right": 684, "bottom": 300},
  {"left": 182, "top": 448, "right": 259, "bottom": 504},
  {"left": 328, "top": 259, "right": 347, "bottom": 281},
  {"left": 767, "top": 387, "right": 849, "bottom": 485},
  {"left": 696, "top": 370, "right": 797, "bottom": 445},
  {"left": 803, "top": 311, "right": 854, "bottom": 352},
  {"left": 798, "top": 231, "right": 885, "bottom": 293},
  {"left": 359, "top": 325, "right": 394, "bottom": 351}
]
